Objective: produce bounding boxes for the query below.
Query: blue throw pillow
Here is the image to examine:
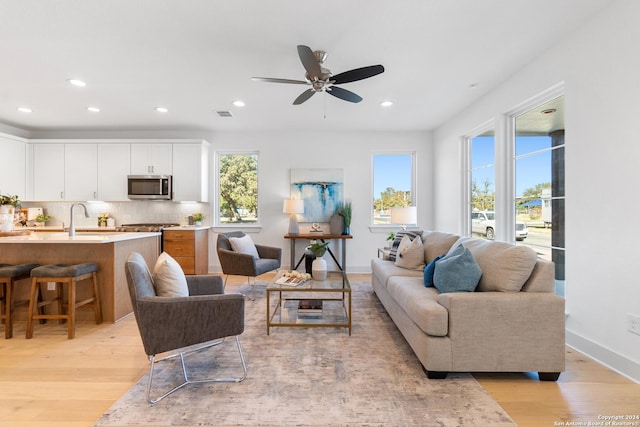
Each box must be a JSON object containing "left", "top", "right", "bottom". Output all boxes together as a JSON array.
[
  {"left": 433, "top": 244, "right": 482, "bottom": 293},
  {"left": 423, "top": 254, "right": 446, "bottom": 287}
]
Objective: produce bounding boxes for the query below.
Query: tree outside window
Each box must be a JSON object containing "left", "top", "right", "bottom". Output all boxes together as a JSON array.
[
  {"left": 217, "top": 153, "right": 258, "bottom": 224},
  {"left": 372, "top": 153, "right": 414, "bottom": 225}
]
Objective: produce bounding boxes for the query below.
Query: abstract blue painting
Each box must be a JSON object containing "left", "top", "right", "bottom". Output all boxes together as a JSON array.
[{"left": 290, "top": 168, "right": 344, "bottom": 222}]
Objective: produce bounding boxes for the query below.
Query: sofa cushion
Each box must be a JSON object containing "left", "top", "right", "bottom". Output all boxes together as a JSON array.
[
  {"left": 386, "top": 276, "right": 449, "bottom": 336},
  {"left": 388, "top": 230, "right": 423, "bottom": 262},
  {"left": 371, "top": 258, "right": 423, "bottom": 288},
  {"left": 421, "top": 231, "right": 460, "bottom": 263},
  {"left": 395, "top": 235, "right": 426, "bottom": 270},
  {"left": 462, "top": 239, "right": 537, "bottom": 292},
  {"left": 423, "top": 254, "right": 446, "bottom": 287},
  {"left": 433, "top": 244, "right": 482, "bottom": 293}
]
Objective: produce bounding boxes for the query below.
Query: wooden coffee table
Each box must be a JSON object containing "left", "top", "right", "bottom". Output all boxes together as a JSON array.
[{"left": 266, "top": 271, "right": 351, "bottom": 335}]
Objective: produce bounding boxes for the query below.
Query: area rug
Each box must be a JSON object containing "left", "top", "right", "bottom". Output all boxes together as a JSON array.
[{"left": 94, "top": 280, "right": 516, "bottom": 427}]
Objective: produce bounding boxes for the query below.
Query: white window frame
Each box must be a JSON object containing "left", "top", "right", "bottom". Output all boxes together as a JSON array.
[
  {"left": 370, "top": 151, "right": 417, "bottom": 229},
  {"left": 214, "top": 150, "right": 261, "bottom": 228}
]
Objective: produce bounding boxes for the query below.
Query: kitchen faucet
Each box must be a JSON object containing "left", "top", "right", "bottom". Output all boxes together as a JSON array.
[{"left": 69, "top": 203, "right": 89, "bottom": 237}]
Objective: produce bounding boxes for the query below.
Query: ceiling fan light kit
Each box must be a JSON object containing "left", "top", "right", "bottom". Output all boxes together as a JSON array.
[{"left": 252, "top": 45, "right": 384, "bottom": 105}]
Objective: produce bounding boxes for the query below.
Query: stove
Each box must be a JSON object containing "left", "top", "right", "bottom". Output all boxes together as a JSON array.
[{"left": 115, "top": 223, "right": 180, "bottom": 232}]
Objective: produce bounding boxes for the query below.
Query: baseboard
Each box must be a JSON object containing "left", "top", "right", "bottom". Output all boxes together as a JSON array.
[{"left": 566, "top": 330, "right": 640, "bottom": 384}]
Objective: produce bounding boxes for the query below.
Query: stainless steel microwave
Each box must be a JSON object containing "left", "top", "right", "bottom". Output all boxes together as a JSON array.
[{"left": 127, "top": 175, "right": 172, "bottom": 200}]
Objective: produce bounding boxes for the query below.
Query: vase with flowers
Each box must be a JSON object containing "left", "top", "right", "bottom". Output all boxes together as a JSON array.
[
  {"left": 192, "top": 212, "right": 205, "bottom": 226},
  {"left": 0, "top": 194, "right": 20, "bottom": 232}
]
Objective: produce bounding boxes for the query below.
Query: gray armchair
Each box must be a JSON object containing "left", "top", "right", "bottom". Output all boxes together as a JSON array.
[
  {"left": 125, "top": 252, "right": 247, "bottom": 404},
  {"left": 216, "top": 231, "right": 282, "bottom": 286}
]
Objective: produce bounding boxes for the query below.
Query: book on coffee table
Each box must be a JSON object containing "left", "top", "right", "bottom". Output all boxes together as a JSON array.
[{"left": 298, "top": 299, "right": 323, "bottom": 312}]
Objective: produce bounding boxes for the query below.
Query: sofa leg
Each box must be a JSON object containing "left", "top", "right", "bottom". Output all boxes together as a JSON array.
[
  {"left": 421, "top": 366, "right": 448, "bottom": 379},
  {"left": 538, "top": 372, "right": 561, "bottom": 381}
]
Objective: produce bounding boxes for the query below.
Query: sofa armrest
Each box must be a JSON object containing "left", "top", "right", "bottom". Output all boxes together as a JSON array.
[
  {"left": 437, "top": 292, "right": 565, "bottom": 371},
  {"left": 256, "top": 244, "right": 282, "bottom": 261}
]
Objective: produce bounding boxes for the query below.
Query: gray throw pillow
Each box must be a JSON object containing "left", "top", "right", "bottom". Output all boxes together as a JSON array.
[{"left": 433, "top": 244, "right": 482, "bottom": 293}]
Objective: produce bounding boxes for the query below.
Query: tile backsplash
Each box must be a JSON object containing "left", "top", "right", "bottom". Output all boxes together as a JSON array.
[{"left": 20, "top": 201, "right": 210, "bottom": 227}]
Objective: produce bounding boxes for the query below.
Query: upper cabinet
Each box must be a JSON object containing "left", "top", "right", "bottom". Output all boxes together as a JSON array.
[
  {"left": 130, "top": 144, "right": 172, "bottom": 175},
  {"left": 0, "top": 133, "right": 27, "bottom": 198},
  {"left": 172, "top": 142, "right": 209, "bottom": 202},
  {"left": 97, "top": 144, "right": 130, "bottom": 201},
  {"left": 65, "top": 144, "right": 98, "bottom": 201},
  {"left": 23, "top": 139, "right": 208, "bottom": 202},
  {"left": 32, "top": 143, "right": 66, "bottom": 200}
]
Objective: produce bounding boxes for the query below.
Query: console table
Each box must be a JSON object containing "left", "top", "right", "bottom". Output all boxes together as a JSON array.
[{"left": 284, "top": 233, "right": 353, "bottom": 281}]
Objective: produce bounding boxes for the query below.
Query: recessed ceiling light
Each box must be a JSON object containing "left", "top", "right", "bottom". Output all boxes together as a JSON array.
[
  {"left": 68, "top": 79, "right": 86, "bottom": 87},
  {"left": 17, "top": 106, "right": 32, "bottom": 113},
  {"left": 469, "top": 83, "right": 479, "bottom": 89},
  {"left": 233, "top": 100, "right": 245, "bottom": 107},
  {"left": 380, "top": 101, "right": 393, "bottom": 107},
  {"left": 541, "top": 108, "right": 557, "bottom": 115},
  {"left": 155, "top": 107, "right": 168, "bottom": 113},
  {"left": 87, "top": 106, "right": 101, "bottom": 113}
]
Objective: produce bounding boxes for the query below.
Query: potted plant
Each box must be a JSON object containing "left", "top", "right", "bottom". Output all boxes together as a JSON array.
[
  {"left": 35, "top": 213, "right": 51, "bottom": 227},
  {"left": 385, "top": 231, "right": 396, "bottom": 249},
  {"left": 308, "top": 241, "right": 330, "bottom": 280},
  {"left": 192, "top": 212, "right": 205, "bottom": 226},
  {"left": 0, "top": 194, "right": 20, "bottom": 214},
  {"left": 98, "top": 213, "right": 111, "bottom": 227},
  {"left": 337, "top": 201, "right": 352, "bottom": 235}
]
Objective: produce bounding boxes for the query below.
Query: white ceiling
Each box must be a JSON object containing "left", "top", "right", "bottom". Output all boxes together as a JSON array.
[{"left": 0, "top": 0, "right": 612, "bottom": 134}]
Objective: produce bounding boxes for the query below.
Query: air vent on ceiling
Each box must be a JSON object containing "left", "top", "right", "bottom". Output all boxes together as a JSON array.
[{"left": 216, "top": 111, "right": 233, "bottom": 118}]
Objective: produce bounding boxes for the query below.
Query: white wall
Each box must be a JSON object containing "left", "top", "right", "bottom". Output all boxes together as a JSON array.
[
  {"left": 432, "top": 0, "right": 640, "bottom": 382},
  {"left": 209, "top": 130, "right": 432, "bottom": 273}
]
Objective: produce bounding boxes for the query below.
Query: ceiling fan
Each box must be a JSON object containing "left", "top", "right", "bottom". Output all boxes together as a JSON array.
[{"left": 252, "top": 45, "right": 384, "bottom": 105}]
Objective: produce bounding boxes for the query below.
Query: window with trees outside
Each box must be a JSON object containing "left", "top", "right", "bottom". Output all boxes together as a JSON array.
[
  {"left": 216, "top": 152, "right": 258, "bottom": 225},
  {"left": 372, "top": 153, "right": 415, "bottom": 225},
  {"left": 469, "top": 131, "right": 496, "bottom": 240}
]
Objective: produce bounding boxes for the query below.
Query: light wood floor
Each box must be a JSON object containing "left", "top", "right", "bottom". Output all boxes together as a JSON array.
[{"left": 1, "top": 273, "right": 638, "bottom": 427}]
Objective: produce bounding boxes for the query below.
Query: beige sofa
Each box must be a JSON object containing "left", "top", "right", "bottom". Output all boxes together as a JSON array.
[{"left": 371, "top": 230, "right": 565, "bottom": 380}]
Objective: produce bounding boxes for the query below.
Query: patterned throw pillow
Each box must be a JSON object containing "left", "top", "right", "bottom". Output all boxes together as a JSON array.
[{"left": 388, "top": 230, "right": 423, "bottom": 262}]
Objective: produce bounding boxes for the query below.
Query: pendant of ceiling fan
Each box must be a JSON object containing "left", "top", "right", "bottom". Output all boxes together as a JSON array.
[{"left": 252, "top": 45, "right": 384, "bottom": 105}]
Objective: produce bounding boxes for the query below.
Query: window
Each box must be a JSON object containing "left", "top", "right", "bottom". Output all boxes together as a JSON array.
[
  {"left": 372, "top": 153, "right": 415, "bottom": 225},
  {"left": 469, "top": 131, "right": 496, "bottom": 239},
  {"left": 514, "top": 95, "right": 565, "bottom": 296},
  {"left": 216, "top": 152, "right": 258, "bottom": 225}
]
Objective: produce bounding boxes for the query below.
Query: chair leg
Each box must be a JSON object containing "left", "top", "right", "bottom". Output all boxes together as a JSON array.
[
  {"left": 25, "top": 278, "right": 40, "bottom": 339},
  {"left": 223, "top": 274, "right": 229, "bottom": 289},
  {"left": 145, "top": 335, "right": 247, "bottom": 404},
  {"left": 90, "top": 272, "right": 102, "bottom": 325}
]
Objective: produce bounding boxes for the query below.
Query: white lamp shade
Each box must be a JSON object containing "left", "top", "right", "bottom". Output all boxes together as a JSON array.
[
  {"left": 283, "top": 198, "right": 304, "bottom": 214},
  {"left": 390, "top": 206, "right": 417, "bottom": 226}
]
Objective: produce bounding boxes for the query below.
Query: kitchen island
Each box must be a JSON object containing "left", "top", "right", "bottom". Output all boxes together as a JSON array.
[{"left": 0, "top": 232, "right": 160, "bottom": 322}]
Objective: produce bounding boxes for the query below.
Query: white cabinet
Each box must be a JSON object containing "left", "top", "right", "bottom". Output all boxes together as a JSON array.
[
  {"left": 0, "top": 134, "right": 26, "bottom": 198},
  {"left": 130, "top": 144, "right": 172, "bottom": 175},
  {"left": 32, "top": 143, "right": 65, "bottom": 200},
  {"left": 97, "top": 144, "right": 130, "bottom": 201},
  {"left": 172, "top": 142, "right": 209, "bottom": 202},
  {"left": 65, "top": 144, "right": 98, "bottom": 201}
]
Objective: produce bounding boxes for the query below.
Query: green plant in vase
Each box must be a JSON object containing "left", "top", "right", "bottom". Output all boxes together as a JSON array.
[
  {"left": 192, "top": 212, "right": 205, "bottom": 225},
  {"left": 386, "top": 231, "right": 396, "bottom": 248},
  {"left": 336, "top": 200, "right": 352, "bottom": 235},
  {"left": 35, "top": 213, "right": 51, "bottom": 226},
  {"left": 0, "top": 194, "right": 20, "bottom": 214},
  {"left": 308, "top": 241, "right": 329, "bottom": 280}
]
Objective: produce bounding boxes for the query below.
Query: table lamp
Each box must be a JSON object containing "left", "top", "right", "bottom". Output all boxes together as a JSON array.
[
  {"left": 283, "top": 198, "right": 304, "bottom": 235},
  {"left": 390, "top": 206, "right": 417, "bottom": 230}
]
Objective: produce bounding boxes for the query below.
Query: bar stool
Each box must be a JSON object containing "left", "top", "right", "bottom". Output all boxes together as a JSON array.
[
  {"left": 0, "top": 263, "right": 40, "bottom": 339},
  {"left": 26, "top": 263, "right": 102, "bottom": 339}
]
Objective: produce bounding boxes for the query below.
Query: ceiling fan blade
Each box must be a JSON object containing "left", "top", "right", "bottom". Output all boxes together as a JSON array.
[
  {"left": 331, "top": 65, "right": 385, "bottom": 85},
  {"left": 252, "top": 77, "right": 308, "bottom": 84},
  {"left": 293, "top": 89, "right": 316, "bottom": 105},
  {"left": 297, "top": 45, "right": 322, "bottom": 80},
  {"left": 327, "top": 86, "right": 363, "bottom": 103}
]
